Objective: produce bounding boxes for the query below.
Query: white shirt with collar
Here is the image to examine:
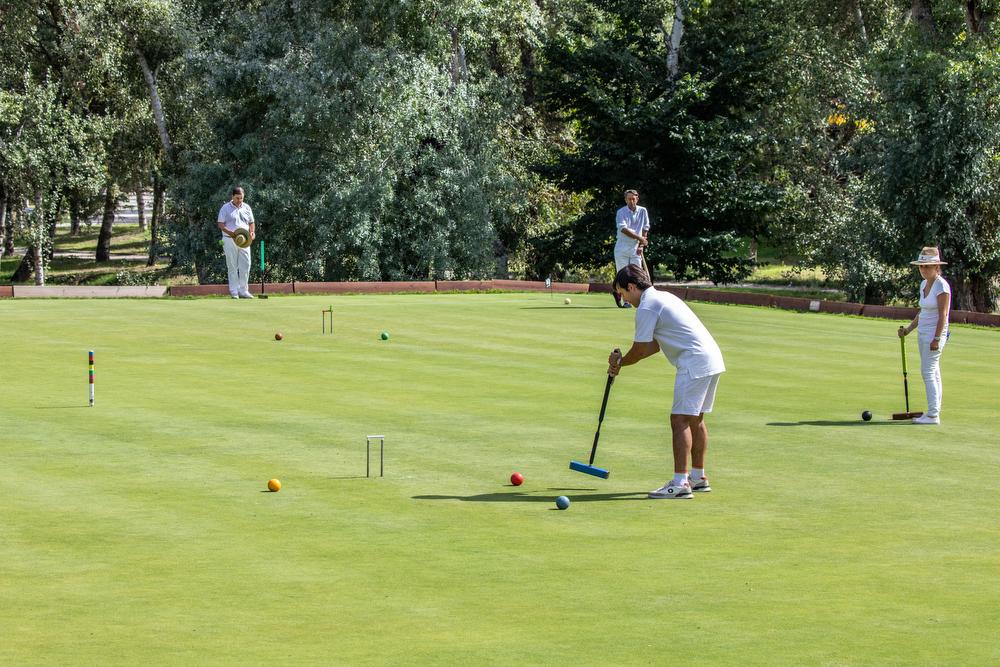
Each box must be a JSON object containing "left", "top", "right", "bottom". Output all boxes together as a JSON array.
[
  {"left": 634, "top": 287, "right": 725, "bottom": 379},
  {"left": 218, "top": 200, "right": 255, "bottom": 237},
  {"left": 615, "top": 205, "right": 649, "bottom": 252}
]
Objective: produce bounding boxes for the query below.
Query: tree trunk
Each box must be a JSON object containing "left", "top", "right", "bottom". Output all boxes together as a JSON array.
[
  {"left": 3, "top": 204, "right": 14, "bottom": 257},
  {"left": 449, "top": 27, "right": 467, "bottom": 89},
  {"left": 69, "top": 196, "right": 81, "bottom": 235},
  {"left": 12, "top": 247, "right": 34, "bottom": 282},
  {"left": 0, "top": 185, "right": 6, "bottom": 256},
  {"left": 134, "top": 46, "right": 173, "bottom": 159},
  {"left": 96, "top": 184, "right": 116, "bottom": 263},
  {"left": 147, "top": 174, "right": 163, "bottom": 266},
  {"left": 954, "top": 273, "right": 996, "bottom": 313},
  {"left": 45, "top": 203, "right": 57, "bottom": 263},
  {"left": 851, "top": 0, "right": 869, "bottom": 45},
  {"left": 136, "top": 188, "right": 146, "bottom": 231},
  {"left": 33, "top": 242, "right": 44, "bottom": 285},
  {"left": 909, "top": 0, "right": 936, "bottom": 35},
  {"left": 664, "top": 0, "right": 687, "bottom": 84},
  {"left": 519, "top": 37, "right": 536, "bottom": 107},
  {"left": 965, "top": 1, "right": 993, "bottom": 34}
]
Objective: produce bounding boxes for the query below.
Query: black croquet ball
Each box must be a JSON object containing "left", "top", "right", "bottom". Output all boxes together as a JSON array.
[{"left": 861, "top": 410, "right": 872, "bottom": 422}]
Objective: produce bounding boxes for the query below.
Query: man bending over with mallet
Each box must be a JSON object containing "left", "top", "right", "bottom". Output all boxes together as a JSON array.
[{"left": 608, "top": 264, "right": 726, "bottom": 499}]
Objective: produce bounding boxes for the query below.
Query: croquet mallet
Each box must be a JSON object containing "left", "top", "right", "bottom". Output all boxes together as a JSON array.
[{"left": 892, "top": 330, "right": 923, "bottom": 420}]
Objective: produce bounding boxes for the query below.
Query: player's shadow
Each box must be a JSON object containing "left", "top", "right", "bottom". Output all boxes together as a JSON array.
[
  {"left": 519, "top": 306, "right": 619, "bottom": 310},
  {"left": 767, "top": 420, "right": 907, "bottom": 427},
  {"left": 413, "top": 490, "right": 648, "bottom": 503}
]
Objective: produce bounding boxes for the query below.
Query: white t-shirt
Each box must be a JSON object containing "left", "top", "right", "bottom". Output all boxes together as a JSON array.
[
  {"left": 615, "top": 205, "right": 650, "bottom": 253},
  {"left": 918, "top": 276, "right": 950, "bottom": 338},
  {"left": 634, "top": 287, "right": 725, "bottom": 378},
  {"left": 217, "top": 201, "right": 254, "bottom": 237}
]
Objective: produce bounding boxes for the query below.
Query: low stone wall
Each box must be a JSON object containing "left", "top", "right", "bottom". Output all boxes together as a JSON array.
[
  {"left": 0, "top": 285, "right": 12, "bottom": 298},
  {"left": 669, "top": 287, "right": 1000, "bottom": 327},
  {"left": 168, "top": 280, "right": 586, "bottom": 297},
  {"left": 11, "top": 285, "right": 168, "bottom": 298}
]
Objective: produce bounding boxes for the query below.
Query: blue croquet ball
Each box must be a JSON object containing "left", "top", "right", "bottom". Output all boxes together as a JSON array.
[
  {"left": 862, "top": 410, "right": 872, "bottom": 422},
  {"left": 555, "top": 495, "right": 570, "bottom": 510},
  {"left": 380, "top": 331, "right": 390, "bottom": 340}
]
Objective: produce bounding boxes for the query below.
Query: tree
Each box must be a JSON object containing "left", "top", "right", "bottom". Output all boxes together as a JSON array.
[
  {"left": 165, "top": 0, "right": 542, "bottom": 283},
  {"left": 535, "top": 0, "right": 827, "bottom": 283},
  {"left": 798, "top": 0, "right": 1000, "bottom": 310}
]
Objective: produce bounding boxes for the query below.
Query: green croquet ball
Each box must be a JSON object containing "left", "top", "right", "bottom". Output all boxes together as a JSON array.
[
  {"left": 380, "top": 331, "right": 390, "bottom": 340},
  {"left": 555, "top": 495, "right": 570, "bottom": 510},
  {"left": 861, "top": 410, "right": 872, "bottom": 421}
]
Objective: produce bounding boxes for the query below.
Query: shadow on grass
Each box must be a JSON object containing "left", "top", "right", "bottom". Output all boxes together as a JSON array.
[
  {"left": 35, "top": 405, "right": 91, "bottom": 409},
  {"left": 519, "top": 306, "right": 619, "bottom": 310},
  {"left": 413, "top": 490, "right": 648, "bottom": 503},
  {"left": 767, "top": 420, "right": 910, "bottom": 427}
]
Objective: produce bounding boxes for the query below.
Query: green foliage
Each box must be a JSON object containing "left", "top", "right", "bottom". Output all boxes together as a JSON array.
[
  {"left": 3, "top": 0, "right": 1000, "bottom": 308},
  {"left": 873, "top": 44, "right": 1000, "bottom": 309},
  {"left": 167, "top": 2, "right": 538, "bottom": 282},
  {"left": 535, "top": 0, "right": 828, "bottom": 284}
]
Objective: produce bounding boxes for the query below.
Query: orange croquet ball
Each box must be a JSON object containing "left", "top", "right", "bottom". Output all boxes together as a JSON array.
[
  {"left": 267, "top": 479, "right": 281, "bottom": 492},
  {"left": 275, "top": 332, "right": 283, "bottom": 341}
]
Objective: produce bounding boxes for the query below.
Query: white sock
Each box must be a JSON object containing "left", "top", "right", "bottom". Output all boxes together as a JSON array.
[
  {"left": 690, "top": 468, "right": 705, "bottom": 480},
  {"left": 672, "top": 473, "right": 688, "bottom": 486}
]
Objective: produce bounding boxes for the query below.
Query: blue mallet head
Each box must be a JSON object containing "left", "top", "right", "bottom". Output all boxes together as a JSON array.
[{"left": 569, "top": 460, "right": 610, "bottom": 479}]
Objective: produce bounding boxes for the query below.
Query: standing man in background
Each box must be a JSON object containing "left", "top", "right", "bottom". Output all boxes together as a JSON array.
[
  {"left": 613, "top": 189, "right": 649, "bottom": 307},
  {"left": 217, "top": 186, "right": 255, "bottom": 299}
]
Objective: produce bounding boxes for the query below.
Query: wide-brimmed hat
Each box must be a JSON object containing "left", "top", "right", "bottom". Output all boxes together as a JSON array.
[
  {"left": 910, "top": 246, "right": 947, "bottom": 266},
  {"left": 232, "top": 228, "right": 252, "bottom": 248}
]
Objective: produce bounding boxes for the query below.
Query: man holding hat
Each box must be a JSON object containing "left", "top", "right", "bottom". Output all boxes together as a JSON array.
[
  {"left": 217, "top": 186, "right": 255, "bottom": 299},
  {"left": 897, "top": 246, "right": 951, "bottom": 424}
]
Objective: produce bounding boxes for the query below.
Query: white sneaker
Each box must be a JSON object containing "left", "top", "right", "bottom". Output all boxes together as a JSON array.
[
  {"left": 648, "top": 481, "right": 693, "bottom": 499},
  {"left": 238, "top": 292, "right": 255, "bottom": 299},
  {"left": 689, "top": 476, "right": 712, "bottom": 493},
  {"left": 230, "top": 293, "right": 240, "bottom": 299},
  {"left": 912, "top": 414, "right": 940, "bottom": 425}
]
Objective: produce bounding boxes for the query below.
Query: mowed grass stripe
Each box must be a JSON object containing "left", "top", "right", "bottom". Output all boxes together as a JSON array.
[{"left": 1, "top": 293, "right": 998, "bottom": 665}]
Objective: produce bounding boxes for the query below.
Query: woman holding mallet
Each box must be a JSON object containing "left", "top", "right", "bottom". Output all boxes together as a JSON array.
[{"left": 897, "top": 246, "right": 951, "bottom": 425}]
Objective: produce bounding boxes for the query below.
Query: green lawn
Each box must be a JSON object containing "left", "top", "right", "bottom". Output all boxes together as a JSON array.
[{"left": 1, "top": 293, "right": 998, "bottom": 665}]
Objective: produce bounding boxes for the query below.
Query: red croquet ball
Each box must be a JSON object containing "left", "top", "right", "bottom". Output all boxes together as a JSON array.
[
  {"left": 275, "top": 332, "right": 283, "bottom": 341},
  {"left": 510, "top": 472, "right": 524, "bottom": 486}
]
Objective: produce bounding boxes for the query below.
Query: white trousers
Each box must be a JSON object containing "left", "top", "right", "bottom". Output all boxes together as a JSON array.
[
  {"left": 917, "top": 334, "right": 946, "bottom": 418},
  {"left": 222, "top": 236, "right": 251, "bottom": 296}
]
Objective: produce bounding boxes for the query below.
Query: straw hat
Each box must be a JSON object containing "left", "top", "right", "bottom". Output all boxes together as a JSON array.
[
  {"left": 910, "top": 246, "right": 947, "bottom": 265},
  {"left": 232, "top": 228, "right": 252, "bottom": 248}
]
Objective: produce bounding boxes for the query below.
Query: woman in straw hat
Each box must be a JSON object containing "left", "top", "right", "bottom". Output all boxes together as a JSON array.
[{"left": 897, "top": 246, "right": 951, "bottom": 424}]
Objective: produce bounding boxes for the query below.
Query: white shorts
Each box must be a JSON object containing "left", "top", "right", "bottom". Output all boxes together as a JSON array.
[
  {"left": 614, "top": 249, "right": 642, "bottom": 271},
  {"left": 672, "top": 371, "right": 721, "bottom": 416}
]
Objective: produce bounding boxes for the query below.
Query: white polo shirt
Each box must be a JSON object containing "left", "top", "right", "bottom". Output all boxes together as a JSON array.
[
  {"left": 217, "top": 201, "right": 254, "bottom": 238},
  {"left": 615, "top": 205, "right": 650, "bottom": 252},
  {"left": 634, "top": 287, "right": 725, "bottom": 379}
]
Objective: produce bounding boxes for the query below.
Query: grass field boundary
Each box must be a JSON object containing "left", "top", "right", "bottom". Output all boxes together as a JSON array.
[{"left": 5, "top": 279, "right": 999, "bottom": 327}]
